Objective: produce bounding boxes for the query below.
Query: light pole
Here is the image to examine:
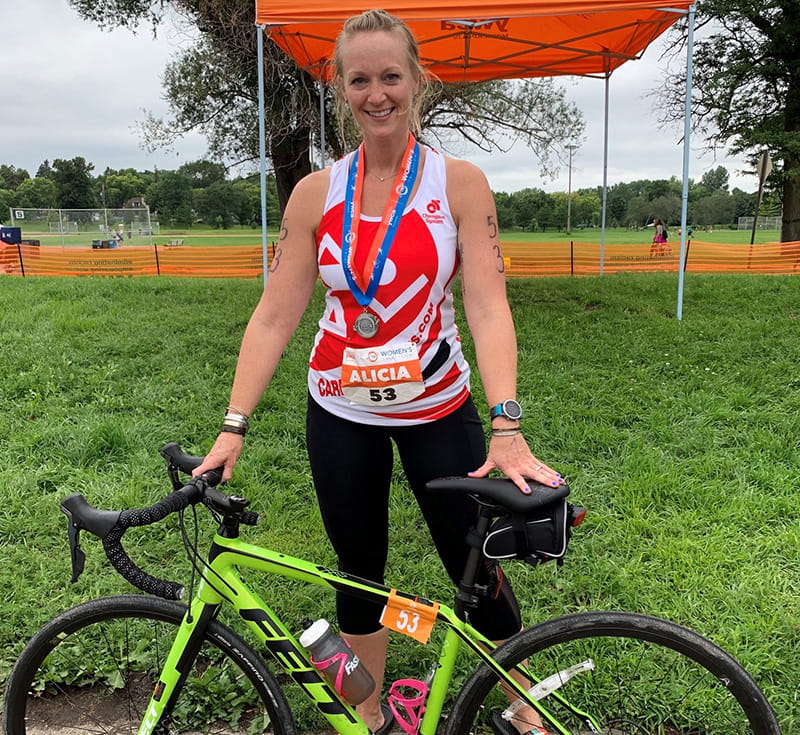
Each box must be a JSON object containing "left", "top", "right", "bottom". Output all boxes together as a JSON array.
[{"left": 566, "top": 144, "right": 578, "bottom": 234}]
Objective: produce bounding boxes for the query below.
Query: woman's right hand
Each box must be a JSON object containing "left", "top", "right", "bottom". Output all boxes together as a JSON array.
[{"left": 192, "top": 432, "right": 245, "bottom": 483}]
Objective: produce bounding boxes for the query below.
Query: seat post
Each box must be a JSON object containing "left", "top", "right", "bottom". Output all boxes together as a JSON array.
[{"left": 454, "top": 506, "right": 494, "bottom": 621}]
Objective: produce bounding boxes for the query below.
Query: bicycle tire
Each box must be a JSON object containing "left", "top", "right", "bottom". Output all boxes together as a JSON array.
[
  {"left": 3, "top": 594, "right": 298, "bottom": 735},
  {"left": 446, "top": 610, "right": 780, "bottom": 735}
]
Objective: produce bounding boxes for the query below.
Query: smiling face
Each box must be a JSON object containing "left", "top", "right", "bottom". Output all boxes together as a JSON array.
[{"left": 338, "top": 30, "right": 419, "bottom": 141}]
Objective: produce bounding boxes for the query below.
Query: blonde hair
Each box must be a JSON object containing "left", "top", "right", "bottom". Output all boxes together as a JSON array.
[{"left": 331, "top": 9, "right": 431, "bottom": 141}]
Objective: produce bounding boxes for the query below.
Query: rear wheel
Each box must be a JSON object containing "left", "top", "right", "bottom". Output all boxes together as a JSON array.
[
  {"left": 447, "top": 610, "right": 779, "bottom": 735},
  {"left": 4, "top": 594, "right": 297, "bottom": 735}
]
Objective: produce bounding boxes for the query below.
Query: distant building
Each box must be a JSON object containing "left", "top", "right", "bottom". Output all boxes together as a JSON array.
[{"left": 125, "top": 197, "right": 147, "bottom": 209}]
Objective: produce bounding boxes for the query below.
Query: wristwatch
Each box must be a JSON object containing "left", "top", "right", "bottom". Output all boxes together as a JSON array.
[{"left": 490, "top": 399, "right": 523, "bottom": 422}]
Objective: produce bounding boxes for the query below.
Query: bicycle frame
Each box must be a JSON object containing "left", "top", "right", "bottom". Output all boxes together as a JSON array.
[{"left": 138, "top": 527, "right": 594, "bottom": 735}]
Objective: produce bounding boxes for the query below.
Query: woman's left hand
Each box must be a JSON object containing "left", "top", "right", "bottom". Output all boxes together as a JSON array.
[{"left": 468, "top": 434, "right": 564, "bottom": 494}]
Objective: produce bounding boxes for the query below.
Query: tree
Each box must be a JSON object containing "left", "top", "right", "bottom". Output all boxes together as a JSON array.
[
  {"left": 146, "top": 171, "right": 193, "bottom": 226},
  {"left": 605, "top": 186, "right": 629, "bottom": 228},
  {"left": 730, "top": 187, "right": 756, "bottom": 221},
  {"left": 103, "top": 169, "right": 148, "bottom": 208},
  {"left": 573, "top": 191, "right": 602, "bottom": 227},
  {"left": 52, "top": 157, "right": 96, "bottom": 209},
  {"left": 650, "top": 194, "right": 682, "bottom": 227},
  {"left": 510, "top": 188, "right": 554, "bottom": 231},
  {"left": 626, "top": 195, "right": 652, "bottom": 229},
  {"left": 0, "top": 189, "right": 14, "bottom": 223},
  {"left": 230, "top": 177, "right": 277, "bottom": 227},
  {"left": 70, "top": 0, "right": 583, "bottom": 215},
  {"left": 421, "top": 79, "right": 584, "bottom": 180},
  {"left": 701, "top": 165, "right": 730, "bottom": 193},
  {"left": 194, "top": 180, "right": 247, "bottom": 228},
  {"left": 691, "top": 192, "right": 736, "bottom": 228},
  {"left": 178, "top": 160, "right": 228, "bottom": 188},
  {"left": 493, "top": 191, "right": 517, "bottom": 230},
  {"left": 659, "top": 0, "right": 800, "bottom": 241},
  {"left": 36, "top": 161, "right": 55, "bottom": 180},
  {"left": 14, "top": 178, "right": 58, "bottom": 209},
  {"left": 0, "top": 165, "right": 30, "bottom": 190}
]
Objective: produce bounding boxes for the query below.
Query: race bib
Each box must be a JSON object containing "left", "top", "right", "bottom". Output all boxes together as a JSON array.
[{"left": 341, "top": 342, "right": 424, "bottom": 406}]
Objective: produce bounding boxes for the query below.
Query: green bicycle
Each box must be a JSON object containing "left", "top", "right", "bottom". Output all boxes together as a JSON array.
[{"left": 3, "top": 442, "right": 780, "bottom": 735}]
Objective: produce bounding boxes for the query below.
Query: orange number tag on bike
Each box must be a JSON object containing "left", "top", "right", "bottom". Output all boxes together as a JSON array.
[{"left": 380, "top": 590, "right": 439, "bottom": 644}]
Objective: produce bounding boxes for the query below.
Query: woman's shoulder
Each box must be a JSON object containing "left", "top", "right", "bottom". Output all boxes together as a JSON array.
[
  {"left": 443, "top": 155, "right": 491, "bottom": 213},
  {"left": 288, "top": 168, "right": 331, "bottom": 207},
  {"left": 443, "top": 154, "right": 485, "bottom": 181},
  {"left": 282, "top": 168, "right": 332, "bottom": 231}
]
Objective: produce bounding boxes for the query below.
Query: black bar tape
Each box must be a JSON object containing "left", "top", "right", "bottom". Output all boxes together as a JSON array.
[
  {"left": 103, "top": 529, "right": 184, "bottom": 600},
  {"left": 100, "top": 488, "right": 196, "bottom": 600},
  {"left": 117, "top": 488, "right": 193, "bottom": 528}
]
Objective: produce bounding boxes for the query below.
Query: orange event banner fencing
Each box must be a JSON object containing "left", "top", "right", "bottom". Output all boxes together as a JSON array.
[
  {"left": 0, "top": 244, "right": 267, "bottom": 279},
  {"left": 2, "top": 241, "right": 799, "bottom": 279},
  {"left": 501, "top": 240, "right": 800, "bottom": 276}
]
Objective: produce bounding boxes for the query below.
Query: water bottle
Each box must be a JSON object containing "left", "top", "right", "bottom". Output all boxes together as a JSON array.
[{"left": 299, "top": 619, "right": 376, "bottom": 705}]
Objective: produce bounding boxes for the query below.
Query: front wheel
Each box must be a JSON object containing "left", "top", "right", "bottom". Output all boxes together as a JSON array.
[
  {"left": 3, "top": 594, "right": 297, "bottom": 735},
  {"left": 447, "top": 610, "right": 779, "bottom": 735}
]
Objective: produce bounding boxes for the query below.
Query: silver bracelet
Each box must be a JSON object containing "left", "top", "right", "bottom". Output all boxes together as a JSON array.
[{"left": 491, "top": 428, "right": 522, "bottom": 437}]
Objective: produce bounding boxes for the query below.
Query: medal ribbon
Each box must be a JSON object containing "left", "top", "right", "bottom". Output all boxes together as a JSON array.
[{"left": 341, "top": 133, "right": 420, "bottom": 307}]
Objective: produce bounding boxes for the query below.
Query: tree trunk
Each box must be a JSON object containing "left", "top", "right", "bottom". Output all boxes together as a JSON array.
[
  {"left": 270, "top": 126, "right": 312, "bottom": 218},
  {"left": 782, "top": 162, "right": 800, "bottom": 243},
  {"left": 780, "top": 68, "right": 800, "bottom": 243}
]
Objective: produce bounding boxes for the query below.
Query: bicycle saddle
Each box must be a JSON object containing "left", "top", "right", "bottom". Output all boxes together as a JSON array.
[{"left": 425, "top": 476, "right": 569, "bottom": 514}]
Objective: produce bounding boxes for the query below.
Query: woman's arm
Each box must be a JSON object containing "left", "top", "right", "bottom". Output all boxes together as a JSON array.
[
  {"left": 194, "top": 171, "right": 327, "bottom": 480},
  {"left": 446, "top": 158, "right": 562, "bottom": 492}
]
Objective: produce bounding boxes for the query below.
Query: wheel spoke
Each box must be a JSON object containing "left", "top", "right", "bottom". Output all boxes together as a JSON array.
[
  {"left": 447, "top": 611, "right": 778, "bottom": 735},
  {"left": 4, "top": 596, "right": 294, "bottom": 735}
]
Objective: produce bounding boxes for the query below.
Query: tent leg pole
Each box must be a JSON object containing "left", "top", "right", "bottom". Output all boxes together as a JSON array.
[
  {"left": 677, "top": 3, "right": 696, "bottom": 320},
  {"left": 600, "top": 71, "right": 610, "bottom": 276},
  {"left": 258, "top": 24, "right": 269, "bottom": 288},
  {"left": 319, "top": 80, "right": 326, "bottom": 169}
]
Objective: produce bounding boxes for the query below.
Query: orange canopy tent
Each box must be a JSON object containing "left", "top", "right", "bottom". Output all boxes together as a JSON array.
[
  {"left": 253, "top": 0, "right": 698, "bottom": 316},
  {"left": 255, "top": 0, "right": 692, "bottom": 81}
]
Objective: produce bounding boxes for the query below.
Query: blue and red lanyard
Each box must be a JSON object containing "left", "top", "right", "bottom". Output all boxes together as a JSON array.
[{"left": 341, "top": 133, "right": 420, "bottom": 307}]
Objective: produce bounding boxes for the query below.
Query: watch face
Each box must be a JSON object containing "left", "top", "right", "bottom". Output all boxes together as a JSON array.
[{"left": 502, "top": 400, "right": 523, "bottom": 420}]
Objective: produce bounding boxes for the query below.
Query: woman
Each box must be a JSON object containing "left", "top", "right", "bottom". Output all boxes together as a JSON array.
[
  {"left": 650, "top": 218, "right": 670, "bottom": 256},
  {"left": 195, "top": 10, "right": 561, "bottom": 735}
]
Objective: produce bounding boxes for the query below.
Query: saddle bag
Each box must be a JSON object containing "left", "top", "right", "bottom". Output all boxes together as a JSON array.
[{"left": 483, "top": 500, "right": 584, "bottom": 566}]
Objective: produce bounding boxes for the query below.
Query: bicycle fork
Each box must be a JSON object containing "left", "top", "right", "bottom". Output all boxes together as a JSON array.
[{"left": 137, "top": 597, "right": 222, "bottom": 735}]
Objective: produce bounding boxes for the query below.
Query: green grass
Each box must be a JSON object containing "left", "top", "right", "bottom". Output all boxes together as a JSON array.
[
  {"left": 499, "top": 226, "right": 782, "bottom": 245},
  {"left": 22, "top": 224, "right": 784, "bottom": 248},
  {"left": 0, "top": 273, "right": 798, "bottom": 731}
]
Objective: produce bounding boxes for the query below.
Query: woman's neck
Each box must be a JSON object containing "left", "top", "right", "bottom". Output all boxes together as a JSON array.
[{"left": 360, "top": 131, "right": 414, "bottom": 180}]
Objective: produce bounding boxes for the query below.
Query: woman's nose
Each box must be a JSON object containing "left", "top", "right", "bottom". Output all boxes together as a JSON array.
[{"left": 366, "top": 81, "right": 386, "bottom": 103}]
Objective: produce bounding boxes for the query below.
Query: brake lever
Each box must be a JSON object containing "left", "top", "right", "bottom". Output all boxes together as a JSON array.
[
  {"left": 64, "top": 515, "right": 86, "bottom": 584},
  {"left": 167, "top": 462, "right": 184, "bottom": 492}
]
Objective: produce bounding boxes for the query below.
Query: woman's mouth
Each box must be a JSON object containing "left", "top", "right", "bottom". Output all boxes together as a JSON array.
[{"left": 366, "top": 108, "right": 394, "bottom": 119}]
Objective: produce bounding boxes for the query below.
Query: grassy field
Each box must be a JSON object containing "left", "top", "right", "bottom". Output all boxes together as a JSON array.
[
  {"left": 21, "top": 224, "right": 785, "bottom": 248},
  {"left": 0, "top": 272, "right": 798, "bottom": 730}
]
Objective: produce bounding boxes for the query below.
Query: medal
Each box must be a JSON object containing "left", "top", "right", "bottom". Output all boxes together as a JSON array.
[
  {"left": 353, "top": 311, "right": 380, "bottom": 339},
  {"left": 341, "top": 134, "right": 420, "bottom": 340}
]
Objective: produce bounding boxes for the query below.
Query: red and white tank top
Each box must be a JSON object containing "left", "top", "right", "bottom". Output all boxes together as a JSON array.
[{"left": 308, "top": 145, "right": 471, "bottom": 425}]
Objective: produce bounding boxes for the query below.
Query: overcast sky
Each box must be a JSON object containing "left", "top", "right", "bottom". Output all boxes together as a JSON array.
[{"left": 2, "top": 2, "right": 756, "bottom": 195}]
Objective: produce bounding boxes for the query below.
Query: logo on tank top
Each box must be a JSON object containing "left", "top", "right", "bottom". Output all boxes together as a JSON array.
[{"left": 422, "top": 199, "right": 446, "bottom": 226}]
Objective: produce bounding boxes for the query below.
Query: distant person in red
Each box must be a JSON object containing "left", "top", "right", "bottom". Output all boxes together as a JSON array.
[{"left": 650, "top": 218, "right": 671, "bottom": 256}]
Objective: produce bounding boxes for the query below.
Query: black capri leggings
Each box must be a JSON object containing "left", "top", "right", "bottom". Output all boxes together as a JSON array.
[{"left": 306, "top": 394, "right": 521, "bottom": 640}]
